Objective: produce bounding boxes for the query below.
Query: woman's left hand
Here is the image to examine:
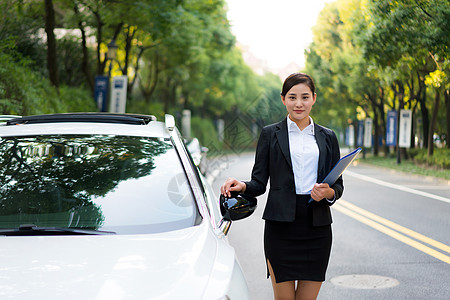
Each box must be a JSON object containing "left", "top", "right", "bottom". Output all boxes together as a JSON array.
[{"left": 310, "top": 183, "right": 335, "bottom": 202}]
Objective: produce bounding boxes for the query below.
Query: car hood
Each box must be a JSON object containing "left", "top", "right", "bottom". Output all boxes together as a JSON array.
[{"left": 0, "top": 222, "right": 235, "bottom": 299}]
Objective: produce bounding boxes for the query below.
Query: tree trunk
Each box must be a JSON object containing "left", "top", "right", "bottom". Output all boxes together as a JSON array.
[
  {"left": 94, "top": 11, "right": 104, "bottom": 75},
  {"left": 124, "top": 26, "right": 134, "bottom": 77},
  {"left": 74, "top": 4, "right": 94, "bottom": 93},
  {"left": 140, "top": 55, "right": 160, "bottom": 104},
  {"left": 395, "top": 82, "right": 408, "bottom": 163},
  {"left": 129, "top": 47, "right": 145, "bottom": 94},
  {"left": 418, "top": 80, "right": 429, "bottom": 148},
  {"left": 163, "top": 78, "right": 173, "bottom": 114},
  {"left": 376, "top": 87, "right": 387, "bottom": 156},
  {"left": 184, "top": 92, "right": 189, "bottom": 110},
  {"left": 427, "top": 91, "right": 440, "bottom": 157},
  {"left": 371, "top": 102, "right": 379, "bottom": 156},
  {"left": 124, "top": 26, "right": 136, "bottom": 97},
  {"left": 375, "top": 111, "right": 380, "bottom": 156},
  {"left": 80, "top": 26, "right": 94, "bottom": 93},
  {"left": 44, "top": 0, "right": 59, "bottom": 88},
  {"left": 446, "top": 89, "right": 450, "bottom": 148},
  {"left": 409, "top": 97, "right": 420, "bottom": 149}
]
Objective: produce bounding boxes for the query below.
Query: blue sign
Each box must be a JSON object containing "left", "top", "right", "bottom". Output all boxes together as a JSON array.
[
  {"left": 386, "top": 110, "right": 397, "bottom": 146},
  {"left": 94, "top": 76, "right": 109, "bottom": 112},
  {"left": 357, "top": 120, "right": 364, "bottom": 146}
]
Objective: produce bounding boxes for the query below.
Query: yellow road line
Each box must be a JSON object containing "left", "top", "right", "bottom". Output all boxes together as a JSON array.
[
  {"left": 333, "top": 201, "right": 450, "bottom": 264},
  {"left": 338, "top": 199, "right": 450, "bottom": 254}
]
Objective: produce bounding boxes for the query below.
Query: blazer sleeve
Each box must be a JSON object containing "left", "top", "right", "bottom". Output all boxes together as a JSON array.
[
  {"left": 243, "top": 127, "right": 270, "bottom": 197},
  {"left": 324, "top": 130, "right": 343, "bottom": 206}
]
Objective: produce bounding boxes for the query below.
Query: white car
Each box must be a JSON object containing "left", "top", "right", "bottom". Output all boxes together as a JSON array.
[{"left": 0, "top": 113, "right": 256, "bottom": 300}]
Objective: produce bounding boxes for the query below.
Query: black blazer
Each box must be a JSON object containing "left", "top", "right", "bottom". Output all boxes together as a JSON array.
[{"left": 244, "top": 118, "right": 343, "bottom": 226}]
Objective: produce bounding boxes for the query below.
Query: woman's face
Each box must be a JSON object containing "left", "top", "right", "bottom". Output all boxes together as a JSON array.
[{"left": 281, "top": 83, "right": 316, "bottom": 126}]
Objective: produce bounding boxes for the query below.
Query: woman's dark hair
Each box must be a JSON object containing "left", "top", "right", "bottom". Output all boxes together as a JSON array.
[{"left": 280, "top": 73, "right": 316, "bottom": 97}]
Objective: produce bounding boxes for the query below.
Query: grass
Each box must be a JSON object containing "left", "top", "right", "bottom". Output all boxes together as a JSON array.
[{"left": 358, "top": 155, "right": 450, "bottom": 181}]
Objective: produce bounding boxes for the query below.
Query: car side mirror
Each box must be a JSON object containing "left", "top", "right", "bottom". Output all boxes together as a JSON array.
[{"left": 220, "top": 192, "right": 257, "bottom": 221}]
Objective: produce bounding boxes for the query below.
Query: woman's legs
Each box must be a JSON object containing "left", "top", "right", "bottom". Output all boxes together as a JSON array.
[
  {"left": 295, "top": 281, "right": 322, "bottom": 300},
  {"left": 267, "top": 259, "right": 295, "bottom": 300},
  {"left": 267, "top": 260, "right": 323, "bottom": 300}
]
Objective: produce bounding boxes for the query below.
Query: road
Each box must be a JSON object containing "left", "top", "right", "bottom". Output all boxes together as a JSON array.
[{"left": 210, "top": 152, "right": 450, "bottom": 300}]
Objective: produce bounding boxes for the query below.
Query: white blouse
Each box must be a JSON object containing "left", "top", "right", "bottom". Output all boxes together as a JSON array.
[{"left": 287, "top": 116, "right": 319, "bottom": 195}]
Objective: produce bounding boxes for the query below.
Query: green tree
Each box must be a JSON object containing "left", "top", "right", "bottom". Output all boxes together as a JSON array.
[
  {"left": 0, "top": 0, "right": 287, "bottom": 153},
  {"left": 360, "top": 0, "right": 450, "bottom": 154},
  {"left": 306, "top": 0, "right": 449, "bottom": 162},
  {"left": 305, "top": 1, "right": 363, "bottom": 146}
]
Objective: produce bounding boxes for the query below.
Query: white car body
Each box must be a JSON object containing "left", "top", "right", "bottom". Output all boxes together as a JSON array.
[
  {"left": 0, "top": 114, "right": 251, "bottom": 300},
  {"left": 0, "top": 222, "right": 247, "bottom": 300}
]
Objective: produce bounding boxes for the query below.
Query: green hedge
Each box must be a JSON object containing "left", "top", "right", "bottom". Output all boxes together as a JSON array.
[
  {"left": 361, "top": 154, "right": 449, "bottom": 180},
  {"left": 0, "top": 52, "right": 96, "bottom": 116},
  {"left": 190, "top": 116, "right": 221, "bottom": 151},
  {"left": 408, "top": 148, "right": 450, "bottom": 169},
  {"left": 59, "top": 86, "right": 97, "bottom": 112}
]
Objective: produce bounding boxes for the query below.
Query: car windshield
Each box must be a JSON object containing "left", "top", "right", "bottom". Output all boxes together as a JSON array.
[{"left": 0, "top": 134, "right": 201, "bottom": 235}]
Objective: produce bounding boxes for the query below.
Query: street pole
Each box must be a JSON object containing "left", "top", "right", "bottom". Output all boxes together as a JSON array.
[{"left": 106, "top": 39, "right": 118, "bottom": 113}]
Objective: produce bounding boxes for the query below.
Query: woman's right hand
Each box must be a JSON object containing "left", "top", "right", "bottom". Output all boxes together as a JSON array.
[{"left": 220, "top": 177, "right": 246, "bottom": 197}]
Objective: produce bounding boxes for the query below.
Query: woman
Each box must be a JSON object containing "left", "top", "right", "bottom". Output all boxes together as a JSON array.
[{"left": 220, "top": 73, "right": 343, "bottom": 300}]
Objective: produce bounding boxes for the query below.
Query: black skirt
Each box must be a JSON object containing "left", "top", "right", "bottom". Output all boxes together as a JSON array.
[{"left": 264, "top": 194, "right": 332, "bottom": 283}]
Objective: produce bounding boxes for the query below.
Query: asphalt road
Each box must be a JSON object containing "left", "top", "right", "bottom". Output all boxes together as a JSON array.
[{"left": 210, "top": 152, "right": 450, "bottom": 300}]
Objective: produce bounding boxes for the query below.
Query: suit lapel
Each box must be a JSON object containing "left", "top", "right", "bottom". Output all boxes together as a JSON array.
[{"left": 275, "top": 119, "right": 292, "bottom": 169}]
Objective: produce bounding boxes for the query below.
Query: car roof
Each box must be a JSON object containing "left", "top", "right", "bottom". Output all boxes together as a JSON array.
[
  {"left": 0, "top": 113, "right": 173, "bottom": 138},
  {"left": 4, "top": 113, "right": 157, "bottom": 125}
]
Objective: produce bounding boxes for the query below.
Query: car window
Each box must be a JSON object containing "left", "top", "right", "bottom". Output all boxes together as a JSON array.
[
  {"left": 0, "top": 135, "right": 201, "bottom": 234},
  {"left": 200, "top": 173, "right": 223, "bottom": 227},
  {"left": 182, "top": 140, "right": 222, "bottom": 227}
]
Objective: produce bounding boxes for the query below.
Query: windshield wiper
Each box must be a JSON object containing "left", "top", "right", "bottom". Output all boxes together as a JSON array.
[{"left": 0, "top": 224, "right": 116, "bottom": 236}]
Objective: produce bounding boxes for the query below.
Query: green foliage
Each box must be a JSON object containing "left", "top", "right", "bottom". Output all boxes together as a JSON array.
[
  {"left": 305, "top": 0, "right": 449, "bottom": 157},
  {"left": 408, "top": 148, "right": 450, "bottom": 169},
  {"left": 126, "top": 99, "right": 165, "bottom": 120},
  {"left": 57, "top": 36, "right": 92, "bottom": 88},
  {"left": 305, "top": 1, "right": 361, "bottom": 130},
  {"left": 0, "top": 52, "right": 57, "bottom": 115},
  {"left": 0, "top": 51, "right": 95, "bottom": 115},
  {"left": 5, "top": 0, "right": 447, "bottom": 159},
  {"left": 362, "top": 0, "right": 450, "bottom": 68},
  {"left": 251, "top": 73, "right": 285, "bottom": 124},
  {"left": 190, "top": 116, "right": 221, "bottom": 150},
  {"left": 59, "top": 86, "right": 97, "bottom": 112},
  {"left": 0, "top": 0, "right": 47, "bottom": 73}
]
